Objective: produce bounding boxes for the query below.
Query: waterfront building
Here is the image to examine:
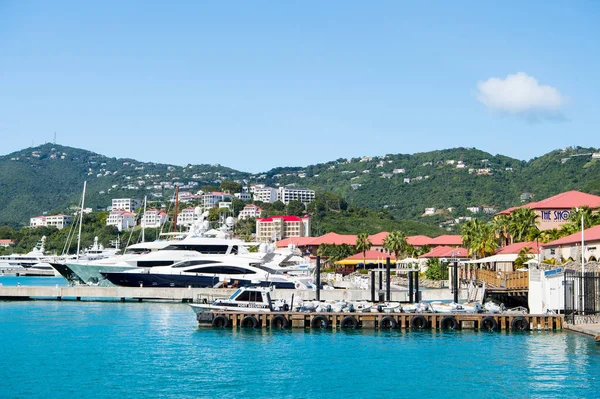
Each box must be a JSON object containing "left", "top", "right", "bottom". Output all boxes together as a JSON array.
[
  {"left": 111, "top": 198, "right": 140, "bottom": 212},
  {"left": 142, "top": 208, "right": 168, "bottom": 229},
  {"left": 541, "top": 225, "right": 600, "bottom": 263},
  {"left": 238, "top": 204, "right": 262, "bottom": 220},
  {"left": 106, "top": 210, "right": 136, "bottom": 231},
  {"left": 29, "top": 214, "right": 72, "bottom": 230},
  {"left": 496, "top": 190, "right": 600, "bottom": 231},
  {"left": 255, "top": 215, "right": 311, "bottom": 242}
]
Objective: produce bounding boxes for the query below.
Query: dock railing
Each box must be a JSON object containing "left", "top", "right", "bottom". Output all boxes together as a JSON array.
[{"left": 475, "top": 270, "right": 529, "bottom": 290}]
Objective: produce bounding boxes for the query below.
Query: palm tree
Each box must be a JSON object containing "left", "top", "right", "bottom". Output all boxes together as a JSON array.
[
  {"left": 507, "top": 208, "right": 539, "bottom": 243},
  {"left": 567, "top": 206, "right": 600, "bottom": 231},
  {"left": 383, "top": 230, "right": 408, "bottom": 261},
  {"left": 514, "top": 247, "right": 534, "bottom": 268},
  {"left": 355, "top": 233, "right": 372, "bottom": 267},
  {"left": 461, "top": 219, "right": 497, "bottom": 259},
  {"left": 492, "top": 214, "right": 510, "bottom": 247}
]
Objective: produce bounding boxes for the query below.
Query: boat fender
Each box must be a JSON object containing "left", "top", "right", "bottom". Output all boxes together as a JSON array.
[
  {"left": 311, "top": 315, "right": 330, "bottom": 329},
  {"left": 410, "top": 315, "right": 429, "bottom": 329},
  {"left": 510, "top": 316, "right": 529, "bottom": 331},
  {"left": 282, "top": 303, "right": 290, "bottom": 312},
  {"left": 211, "top": 315, "right": 230, "bottom": 328},
  {"left": 271, "top": 315, "right": 289, "bottom": 329},
  {"left": 377, "top": 305, "right": 384, "bottom": 313},
  {"left": 440, "top": 316, "right": 459, "bottom": 330},
  {"left": 240, "top": 315, "right": 260, "bottom": 329},
  {"left": 295, "top": 283, "right": 301, "bottom": 289},
  {"left": 380, "top": 316, "right": 398, "bottom": 329},
  {"left": 480, "top": 316, "right": 498, "bottom": 331},
  {"left": 340, "top": 315, "right": 359, "bottom": 329}
]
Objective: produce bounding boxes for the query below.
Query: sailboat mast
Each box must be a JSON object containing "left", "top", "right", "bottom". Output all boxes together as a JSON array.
[
  {"left": 141, "top": 195, "right": 147, "bottom": 242},
  {"left": 173, "top": 186, "right": 179, "bottom": 233},
  {"left": 76, "top": 181, "right": 87, "bottom": 260}
]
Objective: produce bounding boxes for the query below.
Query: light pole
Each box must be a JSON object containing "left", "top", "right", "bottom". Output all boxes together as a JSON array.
[{"left": 581, "top": 211, "right": 585, "bottom": 314}]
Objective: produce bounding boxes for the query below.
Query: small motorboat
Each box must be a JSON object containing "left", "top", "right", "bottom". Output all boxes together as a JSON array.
[{"left": 189, "top": 286, "right": 289, "bottom": 316}]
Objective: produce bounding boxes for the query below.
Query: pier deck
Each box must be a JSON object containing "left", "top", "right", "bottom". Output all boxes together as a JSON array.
[{"left": 198, "top": 311, "right": 563, "bottom": 331}]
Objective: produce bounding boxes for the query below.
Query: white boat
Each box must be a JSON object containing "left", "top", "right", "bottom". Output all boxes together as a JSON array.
[
  {"left": 0, "top": 237, "right": 50, "bottom": 271},
  {"left": 100, "top": 253, "right": 315, "bottom": 289},
  {"left": 189, "top": 286, "right": 289, "bottom": 315},
  {"left": 429, "top": 301, "right": 483, "bottom": 314}
]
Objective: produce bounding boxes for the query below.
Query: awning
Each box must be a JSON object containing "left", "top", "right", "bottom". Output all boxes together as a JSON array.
[{"left": 461, "top": 254, "right": 519, "bottom": 264}]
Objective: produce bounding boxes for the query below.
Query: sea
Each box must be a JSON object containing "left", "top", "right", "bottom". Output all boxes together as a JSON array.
[{"left": 1, "top": 276, "right": 599, "bottom": 399}]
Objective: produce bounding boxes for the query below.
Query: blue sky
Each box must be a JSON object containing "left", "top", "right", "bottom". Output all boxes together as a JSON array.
[{"left": 1, "top": 1, "right": 598, "bottom": 172}]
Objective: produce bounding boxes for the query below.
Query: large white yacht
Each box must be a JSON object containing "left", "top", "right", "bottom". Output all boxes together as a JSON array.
[
  {"left": 0, "top": 236, "right": 51, "bottom": 270},
  {"left": 101, "top": 253, "right": 315, "bottom": 289}
]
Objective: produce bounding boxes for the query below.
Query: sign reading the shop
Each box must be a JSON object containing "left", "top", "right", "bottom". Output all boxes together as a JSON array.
[{"left": 540, "top": 210, "right": 570, "bottom": 222}]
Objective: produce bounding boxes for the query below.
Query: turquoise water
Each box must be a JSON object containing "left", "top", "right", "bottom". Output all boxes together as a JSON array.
[
  {"left": 1, "top": 301, "right": 599, "bottom": 399},
  {"left": 0, "top": 276, "right": 68, "bottom": 287}
]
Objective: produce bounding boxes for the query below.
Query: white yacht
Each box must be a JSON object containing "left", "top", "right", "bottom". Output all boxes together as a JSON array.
[
  {"left": 100, "top": 252, "right": 315, "bottom": 290},
  {"left": 0, "top": 236, "right": 51, "bottom": 271}
]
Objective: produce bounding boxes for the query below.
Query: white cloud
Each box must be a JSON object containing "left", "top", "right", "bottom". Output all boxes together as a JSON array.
[{"left": 476, "top": 72, "right": 567, "bottom": 120}]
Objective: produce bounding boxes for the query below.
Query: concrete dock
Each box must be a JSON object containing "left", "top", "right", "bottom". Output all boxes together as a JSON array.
[{"left": 0, "top": 285, "right": 464, "bottom": 302}]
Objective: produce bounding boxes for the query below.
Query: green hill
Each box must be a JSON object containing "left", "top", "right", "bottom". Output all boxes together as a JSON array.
[{"left": 1, "top": 143, "right": 599, "bottom": 234}]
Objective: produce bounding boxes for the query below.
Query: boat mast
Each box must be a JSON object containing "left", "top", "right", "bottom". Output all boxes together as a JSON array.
[
  {"left": 141, "top": 195, "right": 147, "bottom": 242},
  {"left": 173, "top": 186, "right": 179, "bottom": 233},
  {"left": 76, "top": 181, "right": 87, "bottom": 260}
]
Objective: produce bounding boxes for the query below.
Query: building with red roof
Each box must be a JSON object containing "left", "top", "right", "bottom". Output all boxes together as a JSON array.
[
  {"left": 496, "top": 190, "right": 600, "bottom": 231},
  {"left": 256, "top": 215, "right": 310, "bottom": 242},
  {"left": 0, "top": 239, "right": 15, "bottom": 248},
  {"left": 541, "top": 224, "right": 600, "bottom": 263},
  {"left": 430, "top": 235, "right": 463, "bottom": 246},
  {"left": 496, "top": 241, "right": 540, "bottom": 255},
  {"left": 335, "top": 250, "right": 397, "bottom": 266},
  {"left": 419, "top": 246, "right": 469, "bottom": 259},
  {"left": 406, "top": 235, "right": 434, "bottom": 247}
]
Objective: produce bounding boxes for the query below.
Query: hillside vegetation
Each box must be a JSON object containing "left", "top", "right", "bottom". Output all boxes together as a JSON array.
[{"left": 1, "top": 144, "right": 599, "bottom": 234}]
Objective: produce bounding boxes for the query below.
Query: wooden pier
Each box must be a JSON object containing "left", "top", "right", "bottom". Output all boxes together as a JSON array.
[{"left": 198, "top": 311, "right": 563, "bottom": 331}]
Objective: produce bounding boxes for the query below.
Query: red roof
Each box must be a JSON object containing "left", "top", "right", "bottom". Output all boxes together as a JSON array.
[
  {"left": 406, "top": 235, "right": 434, "bottom": 246},
  {"left": 430, "top": 235, "right": 462, "bottom": 246},
  {"left": 275, "top": 237, "right": 315, "bottom": 248},
  {"left": 258, "top": 216, "right": 303, "bottom": 223},
  {"left": 0, "top": 239, "right": 14, "bottom": 244},
  {"left": 420, "top": 246, "right": 469, "bottom": 258},
  {"left": 342, "top": 250, "right": 397, "bottom": 262},
  {"left": 497, "top": 191, "right": 600, "bottom": 215},
  {"left": 368, "top": 232, "right": 389, "bottom": 246},
  {"left": 308, "top": 232, "right": 357, "bottom": 246},
  {"left": 496, "top": 241, "right": 540, "bottom": 254},
  {"left": 543, "top": 225, "right": 600, "bottom": 247}
]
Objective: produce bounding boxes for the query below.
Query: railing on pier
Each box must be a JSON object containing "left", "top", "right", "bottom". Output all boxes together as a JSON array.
[{"left": 474, "top": 270, "right": 529, "bottom": 290}]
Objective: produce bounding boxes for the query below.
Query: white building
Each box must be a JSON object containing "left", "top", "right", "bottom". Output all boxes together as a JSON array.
[
  {"left": 111, "top": 198, "right": 140, "bottom": 212},
  {"left": 29, "top": 214, "right": 72, "bottom": 230},
  {"left": 106, "top": 211, "right": 136, "bottom": 231},
  {"left": 142, "top": 209, "right": 168, "bottom": 229},
  {"left": 202, "top": 192, "right": 233, "bottom": 208},
  {"left": 253, "top": 187, "right": 279, "bottom": 203},
  {"left": 234, "top": 192, "right": 252, "bottom": 201},
  {"left": 277, "top": 187, "right": 315, "bottom": 205},
  {"left": 238, "top": 204, "right": 263, "bottom": 220},
  {"left": 177, "top": 207, "right": 197, "bottom": 227}
]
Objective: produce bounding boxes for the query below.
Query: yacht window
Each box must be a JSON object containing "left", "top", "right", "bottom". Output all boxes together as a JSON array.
[
  {"left": 231, "top": 246, "right": 239, "bottom": 255},
  {"left": 161, "top": 244, "right": 229, "bottom": 254},
  {"left": 186, "top": 266, "right": 256, "bottom": 275},
  {"left": 235, "top": 291, "right": 262, "bottom": 302},
  {"left": 173, "top": 260, "right": 221, "bottom": 268}
]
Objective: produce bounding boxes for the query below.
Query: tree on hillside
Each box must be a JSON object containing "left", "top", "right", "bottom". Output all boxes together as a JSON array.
[
  {"left": 285, "top": 200, "right": 306, "bottom": 217},
  {"left": 383, "top": 230, "right": 408, "bottom": 260},
  {"left": 220, "top": 181, "right": 242, "bottom": 194},
  {"left": 355, "top": 233, "right": 372, "bottom": 266}
]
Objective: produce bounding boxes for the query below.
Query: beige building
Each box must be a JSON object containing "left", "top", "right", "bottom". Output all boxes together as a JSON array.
[{"left": 256, "top": 215, "right": 311, "bottom": 242}]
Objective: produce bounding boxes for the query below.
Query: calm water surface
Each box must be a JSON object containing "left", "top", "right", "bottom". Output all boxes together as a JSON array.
[{"left": 1, "top": 295, "right": 599, "bottom": 398}]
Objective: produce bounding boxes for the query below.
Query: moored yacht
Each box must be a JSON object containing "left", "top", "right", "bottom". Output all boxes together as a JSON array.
[{"left": 100, "top": 254, "right": 315, "bottom": 289}]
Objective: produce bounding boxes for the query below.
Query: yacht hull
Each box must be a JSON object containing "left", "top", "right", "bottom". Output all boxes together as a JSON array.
[{"left": 101, "top": 272, "right": 297, "bottom": 289}]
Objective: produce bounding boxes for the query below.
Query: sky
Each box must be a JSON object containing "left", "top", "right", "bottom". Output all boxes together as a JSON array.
[{"left": 1, "top": 1, "right": 599, "bottom": 173}]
